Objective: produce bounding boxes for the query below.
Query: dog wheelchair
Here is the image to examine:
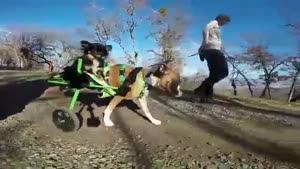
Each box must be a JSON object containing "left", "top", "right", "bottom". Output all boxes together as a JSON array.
[{"left": 47, "top": 57, "right": 128, "bottom": 131}]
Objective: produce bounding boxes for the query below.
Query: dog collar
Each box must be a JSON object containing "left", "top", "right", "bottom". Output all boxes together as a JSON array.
[
  {"left": 145, "top": 76, "right": 151, "bottom": 86},
  {"left": 145, "top": 75, "right": 153, "bottom": 90}
]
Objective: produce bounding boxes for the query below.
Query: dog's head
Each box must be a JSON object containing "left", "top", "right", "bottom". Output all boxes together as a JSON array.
[
  {"left": 148, "top": 63, "right": 182, "bottom": 97},
  {"left": 80, "top": 40, "right": 112, "bottom": 58}
]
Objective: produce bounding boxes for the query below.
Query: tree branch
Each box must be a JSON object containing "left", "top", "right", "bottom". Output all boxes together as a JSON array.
[{"left": 147, "top": 49, "right": 163, "bottom": 57}]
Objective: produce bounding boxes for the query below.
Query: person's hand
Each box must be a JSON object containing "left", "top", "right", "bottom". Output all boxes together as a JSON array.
[
  {"left": 221, "top": 46, "right": 226, "bottom": 53},
  {"left": 200, "top": 45, "right": 206, "bottom": 51},
  {"left": 198, "top": 47, "right": 205, "bottom": 62}
]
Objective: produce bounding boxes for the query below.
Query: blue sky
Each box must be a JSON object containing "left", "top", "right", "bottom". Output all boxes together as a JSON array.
[{"left": 0, "top": 0, "right": 299, "bottom": 76}]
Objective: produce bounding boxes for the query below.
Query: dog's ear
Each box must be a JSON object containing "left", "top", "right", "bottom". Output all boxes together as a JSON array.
[
  {"left": 80, "top": 40, "right": 90, "bottom": 45},
  {"left": 80, "top": 40, "right": 90, "bottom": 48},
  {"left": 105, "top": 45, "right": 112, "bottom": 51}
]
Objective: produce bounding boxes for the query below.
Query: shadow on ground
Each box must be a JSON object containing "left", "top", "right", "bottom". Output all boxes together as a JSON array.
[
  {"left": 75, "top": 92, "right": 143, "bottom": 129},
  {"left": 152, "top": 94, "right": 300, "bottom": 167},
  {"left": 56, "top": 90, "right": 153, "bottom": 168},
  {"left": 0, "top": 80, "right": 49, "bottom": 120},
  {"left": 52, "top": 91, "right": 146, "bottom": 132},
  {"left": 177, "top": 91, "right": 300, "bottom": 119},
  {"left": 0, "top": 121, "right": 33, "bottom": 166},
  {"left": 114, "top": 109, "right": 153, "bottom": 169}
]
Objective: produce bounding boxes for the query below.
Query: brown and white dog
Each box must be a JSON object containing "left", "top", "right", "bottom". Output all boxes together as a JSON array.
[{"left": 80, "top": 40, "right": 182, "bottom": 127}]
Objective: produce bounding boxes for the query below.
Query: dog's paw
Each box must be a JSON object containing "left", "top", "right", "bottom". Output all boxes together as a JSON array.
[
  {"left": 104, "top": 118, "right": 115, "bottom": 127},
  {"left": 151, "top": 119, "right": 161, "bottom": 125}
]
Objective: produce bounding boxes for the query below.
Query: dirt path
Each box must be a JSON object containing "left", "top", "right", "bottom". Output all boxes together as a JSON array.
[
  {"left": 1, "top": 75, "right": 300, "bottom": 168},
  {"left": 151, "top": 93, "right": 300, "bottom": 167}
]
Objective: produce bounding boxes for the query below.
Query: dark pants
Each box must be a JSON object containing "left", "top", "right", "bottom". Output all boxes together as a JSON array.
[{"left": 195, "top": 49, "right": 229, "bottom": 99}]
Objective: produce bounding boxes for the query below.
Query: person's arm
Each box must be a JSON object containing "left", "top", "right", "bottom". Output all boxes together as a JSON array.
[
  {"left": 199, "top": 24, "right": 210, "bottom": 61},
  {"left": 201, "top": 27, "right": 209, "bottom": 49},
  {"left": 221, "top": 46, "right": 226, "bottom": 53}
]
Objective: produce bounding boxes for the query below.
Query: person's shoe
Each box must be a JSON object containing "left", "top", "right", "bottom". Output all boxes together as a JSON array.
[
  {"left": 194, "top": 88, "right": 200, "bottom": 95},
  {"left": 194, "top": 81, "right": 208, "bottom": 94},
  {"left": 199, "top": 96, "right": 208, "bottom": 103},
  {"left": 197, "top": 86, "right": 209, "bottom": 103},
  {"left": 207, "top": 87, "right": 214, "bottom": 99}
]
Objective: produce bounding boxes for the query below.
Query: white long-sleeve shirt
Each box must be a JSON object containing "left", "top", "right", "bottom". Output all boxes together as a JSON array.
[{"left": 201, "top": 20, "right": 222, "bottom": 50}]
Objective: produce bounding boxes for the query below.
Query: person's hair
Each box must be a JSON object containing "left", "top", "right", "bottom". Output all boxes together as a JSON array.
[{"left": 215, "top": 14, "right": 231, "bottom": 23}]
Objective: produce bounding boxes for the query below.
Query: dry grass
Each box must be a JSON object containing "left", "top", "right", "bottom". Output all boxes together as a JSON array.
[
  {"left": 181, "top": 76, "right": 300, "bottom": 113},
  {"left": 0, "top": 70, "right": 48, "bottom": 85},
  {"left": 217, "top": 92, "right": 300, "bottom": 114}
]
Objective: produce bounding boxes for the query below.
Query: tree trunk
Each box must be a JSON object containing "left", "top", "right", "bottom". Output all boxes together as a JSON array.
[
  {"left": 267, "top": 85, "right": 271, "bottom": 99},
  {"left": 260, "top": 81, "right": 269, "bottom": 98},
  {"left": 261, "top": 83, "right": 272, "bottom": 98},
  {"left": 228, "top": 61, "right": 254, "bottom": 96},
  {"left": 231, "top": 79, "right": 237, "bottom": 95},
  {"left": 288, "top": 71, "right": 300, "bottom": 102},
  {"left": 238, "top": 71, "right": 254, "bottom": 96},
  {"left": 288, "top": 86, "right": 295, "bottom": 102}
]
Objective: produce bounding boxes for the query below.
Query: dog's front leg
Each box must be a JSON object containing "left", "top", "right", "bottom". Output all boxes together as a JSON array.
[
  {"left": 138, "top": 94, "right": 161, "bottom": 125},
  {"left": 103, "top": 96, "right": 123, "bottom": 127},
  {"left": 91, "top": 60, "right": 100, "bottom": 75}
]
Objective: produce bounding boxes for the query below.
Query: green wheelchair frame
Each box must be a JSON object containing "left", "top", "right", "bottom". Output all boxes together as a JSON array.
[{"left": 47, "top": 58, "right": 127, "bottom": 113}]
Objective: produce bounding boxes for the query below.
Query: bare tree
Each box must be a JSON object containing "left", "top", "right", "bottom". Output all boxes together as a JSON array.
[
  {"left": 18, "top": 32, "right": 51, "bottom": 68},
  {"left": 147, "top": 5, "right": 191, "bottom": 67},
  {"left": 83, "top": 0, "right": 146, "bottom": 66},
  {"left": 226, "top": 55, "right": 255, "bottom": 96},
  {"left": 285, "top": 20, "right": 300, "bottom": 102},
  {"left": 17, "top": 31, "right": 77, "bottom": 71},
  {"left": 0, "top": 24, "right": 91, "bottom": 71},
  {"left": 0, "top": 48, "right": 18, "bottom": 68},
  {"left": 0, "top": 30, "right": 26, "bottom": 68},
  {"left": 43, "top": 35, "right": 80, "bottom": 71},
  {"left": 240, "top": 44, "right": 289, "bottom": 98},
  {"left": 284, "top": 56, "right": 300, "bottom": 102}
]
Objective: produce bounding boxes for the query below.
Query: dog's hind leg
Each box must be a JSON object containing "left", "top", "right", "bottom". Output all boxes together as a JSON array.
[
  {"left": 138, "top": 95, "right": 161, "bottom": 125},
  {"left": 103, "top": 96, "right": 123, "bottom": 127}
]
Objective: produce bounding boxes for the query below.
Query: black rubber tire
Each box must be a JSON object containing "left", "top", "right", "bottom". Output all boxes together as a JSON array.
[{"left": 52, "top": 109, "right": 80, "bottom": 132}]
